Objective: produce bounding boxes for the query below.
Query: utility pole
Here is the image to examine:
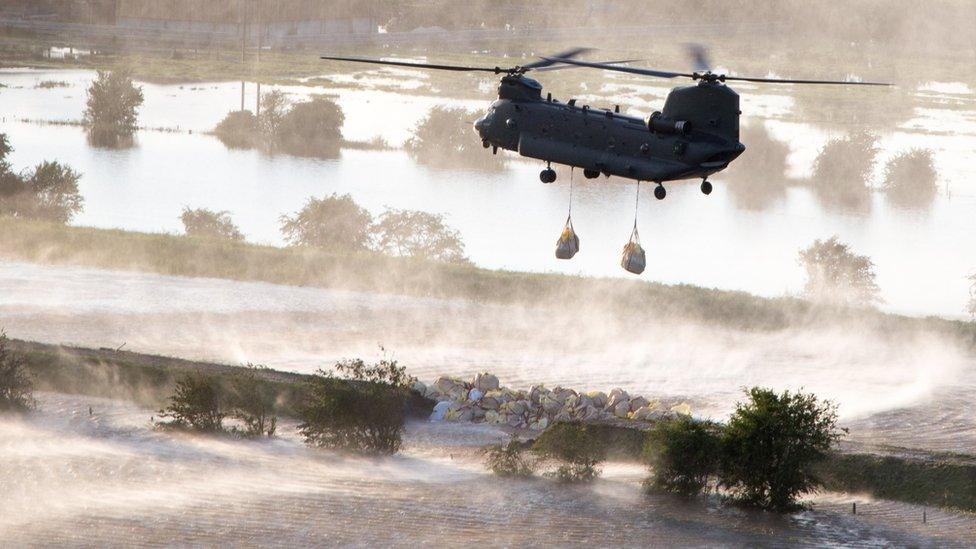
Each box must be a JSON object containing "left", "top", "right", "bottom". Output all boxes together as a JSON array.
[{"left": 240, "top": 0, "right": 246, "bottom": 111}]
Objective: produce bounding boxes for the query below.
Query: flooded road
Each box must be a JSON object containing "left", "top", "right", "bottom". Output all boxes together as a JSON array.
[
  {"left": 3, "top": 392, "right": 973, "bottom": 547},
  {"left": 1, "top": 68, "right": 975, "bottom": 317}
]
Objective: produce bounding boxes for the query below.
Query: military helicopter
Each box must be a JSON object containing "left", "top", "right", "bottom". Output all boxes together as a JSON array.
[{"left": 322, "top": 48, "right": 889, "bottom": 199}]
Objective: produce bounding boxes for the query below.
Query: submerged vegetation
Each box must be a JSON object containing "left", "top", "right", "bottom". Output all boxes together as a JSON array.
[
  {"left": 213, "top": 92, "right": 344, "bottom": 158},
  {"left": 180, "top": 207, "right": 244, "bottom": 241},
  {"left": 532, "top": 422, "right": 606, "bottom": 483},
  {"left": 406, "top": 106, "right": 500, "bottom": 171},
  {"left": 799, "top": 236, "right": 880, "bottom": 307},
  {"left": 156, "top": 373, "right": 225, "bottom": 433},
  {"left": 810, "top": 131, "right": 878, "bottom": 212},
  {"left": 643, "top": 416, "right": 722, "bottom": 496},
  {"left": 83, "top": 69, "right": 144, "bottom": 147},
  {"left": 298, "top": 358, "right": 412, "bottom": 455},
  {"left": 882, "top": 149, "right": 939, "bottom": 207},
  {"left": 0, "top": 134, "right": 83, "bottom": 224},
  {"left": 484, "top": 434, "right": 536, "bottom": 478},
  {"left": 227, "top": 366, "right": 278, "bottom": 438},
  {"left": 0, "top": 331, "right": 34, "bottom": 413}
]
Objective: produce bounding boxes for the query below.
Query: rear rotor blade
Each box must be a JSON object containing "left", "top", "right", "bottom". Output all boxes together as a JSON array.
[
  {"left": 722, "top": 74, "right": 891, "bottom": 86},
  {"left": 542, "top": 57, "right": 694, "bottom": 79},
  {"left": 531, "top": 59, "right": 640, "bottom": 72},
  {"left": 320, "top": 55, "right": 509, "bottom": 73},
  {"left": 520, "top": 47, "right": 593, "bottom": 70}
]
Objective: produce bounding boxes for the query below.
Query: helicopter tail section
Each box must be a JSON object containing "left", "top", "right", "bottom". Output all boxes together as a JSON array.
[{"left": 661, "top": 83, "right": 741, "bottom": 145}]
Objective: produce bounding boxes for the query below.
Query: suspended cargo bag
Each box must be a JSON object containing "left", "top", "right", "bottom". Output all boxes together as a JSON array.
[
  {"left": 621, "top": 226, "right": 646, "bottom": 274},
  {"left": 555, "top": 217, "right": 580, "bottom": 259}
]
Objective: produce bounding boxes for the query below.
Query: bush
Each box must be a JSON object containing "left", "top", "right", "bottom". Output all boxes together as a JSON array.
[
  {"left": 726, "top": 122, "right": 790, "bottom": 210},
  {"left": 0, "top": 159, "right": 83, "bottom": 224},
  {"left": 157, "top": 374, "right": 225, "bottom": 433},
  {"left": 720, "top": 387, "right": 844, "bottom": 511},
  {"left": 280, "top": 193, "right": 374, "bottom": 251},
  {"left": 213, "top": 110, "right": 258, "bottom": 149},
  {"left": 227, "top": 365, "right": 277, "bottom": 438},
  {"left": 484, "top": 434, "right": 535, "bottom": 478},
  {"left": 83, "top": 70, "right": 144, "bottom": 147},
  {"left": 0, "top": 331, "right": 34, "bottom": 413},
  {"left": 644, "top": 416, "right": 722, "bottom": 495},
  {"left": 257, "top": 89, "right": 289, "bottom": 141},
  {"left": 533, "top": 422, "right": 605, "bottom": 483},
  {"left": 180, "top": 207, "right": 244, "bottom": 241},
  {"left": 297, "top": 358, "right": 410, "bottom": 455},
  {"left": 406, "top": 106, "right": 498, "bottom": 170},
  {"left": 810, "top": 131, "right": 878, "bottom": 211},
  {"left": 373, "top": 208, "right": 467, "bottom": 263},
  {"left": 882, "top": 148, "right": 938, "bottom": 207},
  {"left": 798, "top": 236, "right": 880, "bottom": 307},
  {"left": 276, "top": 96, "right": 344, "bottom": 158}
]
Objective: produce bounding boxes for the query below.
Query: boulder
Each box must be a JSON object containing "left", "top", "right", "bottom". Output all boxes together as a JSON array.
[
  {"left": 630, "top": 405, "right": 656, "bottom": 421},
  {"left": 429, "top": 400, "right": 452, "bottom": 421},
  {"left": 480, "top": 396, "right": 500, "bottom": 410},
  {"left": 607, "top": 390, "right": 630, "bottom": 410},
  {"left": 629, "top": 396, "right": 650, "bottom": 413},
  {"left": 670, "top": 402, "right": 692, "bottom": 416},
  {"left": 473, "top": 372, "right": 500, "bottom": 392},
  {"left": 553, "top": 409, "right": 573, "bottom": 423},
  {"left": 471, "top": 407, "right": 486, "bottom": 421},
  {"left": 529, "top": 385, "right": 547, "bottom": 404},
  {"left": 586, "top": 391, "right": 608, "bottom": 409},
  {"left": 613, "top": 401, "right": 631, "bottom": 419},
  {"left": 485, "top": 410, "right": 501, "bottom": 424},
  {"left": 433, "top": 376, "right": 464, "bottom": 395},
  {"left": 529, "top": 417, "right": 549, "bottom": 431},
  {"left": 468, "top": 388, "right": 484, "bottom": 402},
  {"left": 579, "top": 405, "right": 602, "bottom": 422},
  {"left": 457, "top": 407, "right": 475, "bottom": 422}
]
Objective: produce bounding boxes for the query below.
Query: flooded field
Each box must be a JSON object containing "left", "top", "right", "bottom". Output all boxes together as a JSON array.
[
  {"left": 3, "top": 392, "right": 973, "bottom": 547},
  {"left": 0, "top": 68, "right": 975, "bottom": 317}
]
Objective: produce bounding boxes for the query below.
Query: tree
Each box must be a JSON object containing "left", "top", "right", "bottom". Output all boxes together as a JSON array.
[
  {"left": 227, "top": 365, "right": 277, "bottom": 438},
  {"left": 83, "top": 70, "right": 144, "bottom": 147},
  {"left": 0, "top": 160, "right": 83, "bottom": 224},
  {"left": 280, "top": 194, "right": 374, "bottom": 251},
  {"left": 810, "top": 131, "right": 878, "bottom": 211},
  {"left": 882, "top": 149, "right": 938, "bottom": 207},
  {"left": 644, "top": 416, "right": 722, "bottom": 496},
  {"left": 157, "top": 374, "right": 225, "bottom": 433},
  {"left": 799, "top": 236, "right": 880, "bottom": 306},
  {"left": 373, "top": 208, "right": 468, "bottom": 263},
  {"left": 257, "top": 90, "right": 289, "bottom": 142},
  {"left": 180, "top": 207, "right": 244, "bottom": 241},
  {"left": 297, "top": 358, "right": 410, "bottom": 455},
  {"left": 532, "top": 422, "right": 605, "bottom": 483},
  {"left": 484, "top": 434, "right": 535, "bottom": 478},
  {"left": 720, "top": 387, "right": 844, "bottom": 511},
  {"left": 0, "top": 331, "right": 34, "bottom": 413},
  {"left": 276, "top": 96, "right": 344, "bottom": 158},
  {"left": 405, "top": 106, "right": 499, "bottom": 170},
  {"left": 213, "top": 110, "right": 258, "bottom": 149}
]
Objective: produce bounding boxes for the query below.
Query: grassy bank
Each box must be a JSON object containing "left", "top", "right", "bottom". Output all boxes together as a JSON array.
[{"left": 2, "top": 217, "right": 974, "bottom": 341}]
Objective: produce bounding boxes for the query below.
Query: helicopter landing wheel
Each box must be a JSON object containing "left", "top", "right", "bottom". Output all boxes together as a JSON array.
[
  {"left": 583, "top": 168, "right": 600, "bottom": 179},
  {"left": 654, "top": 184, "right": 667, "bottom": 200},
  {"left": 701, "top": 179, "right": 713, "bottom": 195},
  {"left": 540, "top": 167, "right": 557, "bottom": 184}
]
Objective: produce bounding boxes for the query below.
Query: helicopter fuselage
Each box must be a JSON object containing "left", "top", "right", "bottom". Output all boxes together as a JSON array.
[{"left": 474, "top": 75, "right": 746, "bottom": 183}]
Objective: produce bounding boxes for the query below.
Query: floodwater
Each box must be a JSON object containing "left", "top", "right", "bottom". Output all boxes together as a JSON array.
[
  {"left": 1, "top": 260, "right": 974, "bottom": 454},
  {"left": 2, "top": 392, "right": 974, "bottom": 547},
  {"left": 1, "top": 68, "right": 975, "bottom": 317}
]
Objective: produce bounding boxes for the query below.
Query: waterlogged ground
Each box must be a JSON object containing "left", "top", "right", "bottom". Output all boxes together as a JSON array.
[
  {"left": 2, "top": 392, "right": 974, "bottom": 547},
  {"left": 0, "top": 68, "right": 975, "bottom": 316},
  {"left": 2, "top": 260, "right": 974, "bottom": 455}
]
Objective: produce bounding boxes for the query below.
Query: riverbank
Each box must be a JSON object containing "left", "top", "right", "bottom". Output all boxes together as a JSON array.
[
  {"left": 2, "top": 217, "right": 974, "bottom": 340},
  {"left": 10, "top": 336, "right": 976, "bottom": 514}
]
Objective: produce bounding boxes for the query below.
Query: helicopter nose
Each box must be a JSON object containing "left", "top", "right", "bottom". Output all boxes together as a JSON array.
[{"left": 474, "top": 117, "right": 486, "bottom": 136}]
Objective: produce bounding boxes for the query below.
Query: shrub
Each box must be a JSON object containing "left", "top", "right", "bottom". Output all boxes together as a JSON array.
[
  {"left": 297, "top": 358, "right": 410, "bottom": 455},
  {"left": 726, "top": 122, "right": 790, "bottom": 210},
  {"left": 257, "top": 89, "right": 289, "bottom": 141},
  {"left": 0, "top": 160, "right": 83, "bottom": 224},
  {"left": 227, "top": 365, "right": 277, "bottom": 438},
  {"left": 213, "top": 110, "right": 259, "bottom": 149},
  {"left": 643, "top": 416, "right": 721, "bottom": 495},
  {"left": 484, "top": 434, "right": 535, "bottom": 478},
  {"left": 720, "top": 387, "right": 844, "bottom": 511},
  {"left": 83, "top": 70, "right": 144, "bottom": 147},
  {"left": 373, "top": 208, "right": 467, "bottom": 263},
  {"left": 406, "top": 106, "right": 498, "bottom": 170},
  {"left": 280, "top": 193, "right": 374, "bottom": 251},
  {"left": 882, "top": 149, "right": 938, "bottom": 207},
  {"left": 276, "top": 96, "right": 344, "bottom": 158},
  {"left": 180, "top": 207, "right": 244, "bottom": 241},
  {"left": 0, "top": 331, "right": 34, "bottom": 413},
  {"left": 533, "top": 422, "right": 605, "bottom": 483},
  {"left": 810, "top": 131, "right": 878, "bottom": 211},
  {"left": 798, "top": 236, "right": 880, "bottom": 307},
  {"left": 157, "top": 374, "right": 225, "bottom": 433}
]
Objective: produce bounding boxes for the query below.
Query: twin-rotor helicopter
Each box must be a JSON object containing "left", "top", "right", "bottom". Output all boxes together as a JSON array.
[{"left": 322, "top": 48, "right": 889, "bottom": 274}]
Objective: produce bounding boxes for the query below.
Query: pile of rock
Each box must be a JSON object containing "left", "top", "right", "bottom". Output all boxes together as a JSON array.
[{"left": 416, "top": 372, "right": 692, "bottom": 430}]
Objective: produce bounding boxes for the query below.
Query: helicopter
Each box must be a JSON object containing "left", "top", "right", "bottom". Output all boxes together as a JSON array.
[{"left": 321, "top": 48, "right": 890, "bottom": 199}]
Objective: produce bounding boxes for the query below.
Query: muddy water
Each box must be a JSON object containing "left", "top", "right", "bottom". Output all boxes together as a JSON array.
[
  {"left": 1, "top": 69, "right": 976, "bottom": 317},
  {"left": 2, "top": 260, "right": 974, "bottom": 455},
  {"left": 2, "top": 392, "right": 973, "bottom": 547}
]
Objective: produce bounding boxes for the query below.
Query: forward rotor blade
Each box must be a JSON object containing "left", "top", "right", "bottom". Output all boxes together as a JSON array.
[
  {"left": 722, "top": 75, "right": 892, "bottom": 86},
  {"left": 531, "top": 59, "right": 640, "bottom": 72},
  {"left": 520, "top": 47, "right": 593, "bottom": 70},
  {"left": 320, "top": 55, "right": 508, "bottom": 73},
  {"left": 542, "top": 57, "right": 694, "bottom": 79}
]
